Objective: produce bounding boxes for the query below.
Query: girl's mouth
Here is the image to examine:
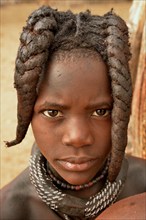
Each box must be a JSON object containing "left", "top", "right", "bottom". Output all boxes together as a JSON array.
[{"left": 57, "top": 157, "right": 98, "bottom": 172}]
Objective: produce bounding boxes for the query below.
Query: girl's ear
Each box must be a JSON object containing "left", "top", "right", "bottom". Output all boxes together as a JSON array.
[{"left": 6, "top": 6, "right": 57, "bottom": 147}]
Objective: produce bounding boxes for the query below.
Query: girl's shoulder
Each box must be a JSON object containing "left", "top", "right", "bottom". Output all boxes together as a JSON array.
[
  {"left": 0, "top": 168, "right": 62, "bottom": 220},
  {"left": 0, "top": 168, "right": 31, "bottom": 220},
  {"left": 118, "top": 154, "right": 146, "bottom": 200},
  {"left": 127, "top": 153, "right": 146, "bottom": 166},
  {"left": 126, "top": 154, "right": 146, "bottom": 181}
]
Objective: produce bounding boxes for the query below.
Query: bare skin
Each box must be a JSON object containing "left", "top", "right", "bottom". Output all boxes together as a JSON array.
[
  {"left": 1, "top": 54, "right": 146, "bottom": 220},
  {"left": 1, "top": 155, "right": 145, "bottom": 220}
]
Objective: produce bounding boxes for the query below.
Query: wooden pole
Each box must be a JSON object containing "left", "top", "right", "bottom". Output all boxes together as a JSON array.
[
  {"left": 128, "top": 1, "right": 145, "bottom": 87},
  {"left": 127, "top": 1, "right": 146, "bottom": 158}
]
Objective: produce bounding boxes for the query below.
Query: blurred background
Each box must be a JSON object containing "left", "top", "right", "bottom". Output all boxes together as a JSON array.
[{"left": 1, "top": 0, "right": 145, "bottom": 188}]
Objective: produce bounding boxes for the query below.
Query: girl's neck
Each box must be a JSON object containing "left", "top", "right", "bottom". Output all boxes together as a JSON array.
[{"left": 63, "top": 177, "right": 106, "bottom": 199}]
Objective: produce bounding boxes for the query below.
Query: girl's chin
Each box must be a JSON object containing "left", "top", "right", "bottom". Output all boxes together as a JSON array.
[
  {"left": 59, "top": 173, "right": 96, "bottom": 186},
  {"left": 48, "top": 163, "right": 98, "bottom": 186}
]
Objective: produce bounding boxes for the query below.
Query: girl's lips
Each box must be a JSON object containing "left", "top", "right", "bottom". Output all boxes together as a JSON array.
[{"left": 57, "top": 158, "right": 98, "bottom": 172}]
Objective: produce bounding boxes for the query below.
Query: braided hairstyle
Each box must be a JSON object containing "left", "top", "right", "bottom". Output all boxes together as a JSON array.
[{"left": 5, "top": 6, "right": 132, "bottom": 182}]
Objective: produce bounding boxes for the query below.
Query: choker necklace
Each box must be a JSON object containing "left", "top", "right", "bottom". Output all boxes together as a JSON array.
[
  {"left": 47, "top": 157, "right": 110, "bottom": 191},
  {"left": 29, "top": 150, "right": 128, "bottom": 219}
]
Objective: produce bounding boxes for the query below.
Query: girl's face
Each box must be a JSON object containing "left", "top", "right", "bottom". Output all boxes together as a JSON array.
[{"left": 31, "top": 52, "right": 113, "bottom": 185}]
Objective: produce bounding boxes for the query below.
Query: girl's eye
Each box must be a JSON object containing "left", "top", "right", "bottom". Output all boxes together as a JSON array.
[
  {"left": 42, "top": 110, "right": 62, "bottom": 118},
  {"left": 92, "top": 109, "right": 111, "bottom": 117}
]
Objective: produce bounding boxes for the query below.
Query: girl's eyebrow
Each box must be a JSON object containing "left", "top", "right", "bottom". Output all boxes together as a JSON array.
[
  {"left": 38, "top": 100, "right": 113, "bottom": 110},
  {"left": 39, "top": 101, "right": 70, "bottom": 110},
  {"left": 85, "top": 101, "right": 113, "bottom": 110}
]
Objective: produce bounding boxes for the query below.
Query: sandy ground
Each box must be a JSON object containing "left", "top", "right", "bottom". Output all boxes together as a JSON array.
[{"left": 0, "top": 1, "right": 132, "bottom": 188}]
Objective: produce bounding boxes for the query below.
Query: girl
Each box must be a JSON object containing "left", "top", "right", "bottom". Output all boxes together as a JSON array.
[{"left": 1, "top": 6, "right": 145, "bottom": 220}]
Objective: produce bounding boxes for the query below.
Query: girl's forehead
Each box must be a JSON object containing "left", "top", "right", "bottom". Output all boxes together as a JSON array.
[
  {"left": 45, "top": 49, "right": 108, "bottom": 83},
  {"left": 40, "top": 48, "right": 110, "bottom": 91},
  {"left": 36, "top": 48, "right": 111, "bottom": 98},
  {"left": 37, "top": 50, "right": 112, "bottom": 107},
  {"left": 39, "top": 49, "right": 110, "bottom": 96}
]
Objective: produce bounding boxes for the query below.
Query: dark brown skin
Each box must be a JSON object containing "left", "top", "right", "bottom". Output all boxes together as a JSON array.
[{"left": 1, "top": 155, "right": 145, "bottom": 220}]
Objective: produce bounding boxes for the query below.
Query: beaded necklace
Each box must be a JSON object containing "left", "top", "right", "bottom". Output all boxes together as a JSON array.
[
  {"left": 47, "top": 157, "right": 110, "bottom": 191},
  {"left": 29, "top": 150, "right": 128, "bottom": 219}
]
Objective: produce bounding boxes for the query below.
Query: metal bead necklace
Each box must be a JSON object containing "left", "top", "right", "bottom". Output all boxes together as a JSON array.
[
  {"left": 47, "top": 157, "right": 110, "bottom": 191},
  {"left": 29, "top": 150, "right": 128, "bottom": 219}
]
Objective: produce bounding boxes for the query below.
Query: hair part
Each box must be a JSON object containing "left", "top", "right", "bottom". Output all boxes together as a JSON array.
[{"left": 5, "top": 6, "right": 132, "bottom": 182}]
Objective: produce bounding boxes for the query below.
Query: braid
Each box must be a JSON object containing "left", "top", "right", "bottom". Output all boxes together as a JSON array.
[
  {"left": 6, "top": 6, "right": 132, "bottom": 182},
  {"left": 105, "top": 11, "right": 132, "bottom": 182},
  {"left": 5, "top": 6, "right": 57, "bottom": 147}
]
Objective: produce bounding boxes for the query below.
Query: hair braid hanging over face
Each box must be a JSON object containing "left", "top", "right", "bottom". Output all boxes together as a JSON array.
[
  {"left": 105, "top": 12, "right": 132, "bottom": 181},
  {"left": 6, "top": 6, "right": 132, "bottom": 182},
  {"left": 5, "top": 6, "right": 57, "bottom": 147}
]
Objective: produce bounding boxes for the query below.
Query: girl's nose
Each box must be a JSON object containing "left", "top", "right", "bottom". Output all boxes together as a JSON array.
[{"left": 62, "top": 118, "right": 94, "bottom": 148}]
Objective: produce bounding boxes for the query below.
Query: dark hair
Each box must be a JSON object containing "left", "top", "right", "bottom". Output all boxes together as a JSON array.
[{"left": 6, "top": 6, "right": 132, "bottom": 182}]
